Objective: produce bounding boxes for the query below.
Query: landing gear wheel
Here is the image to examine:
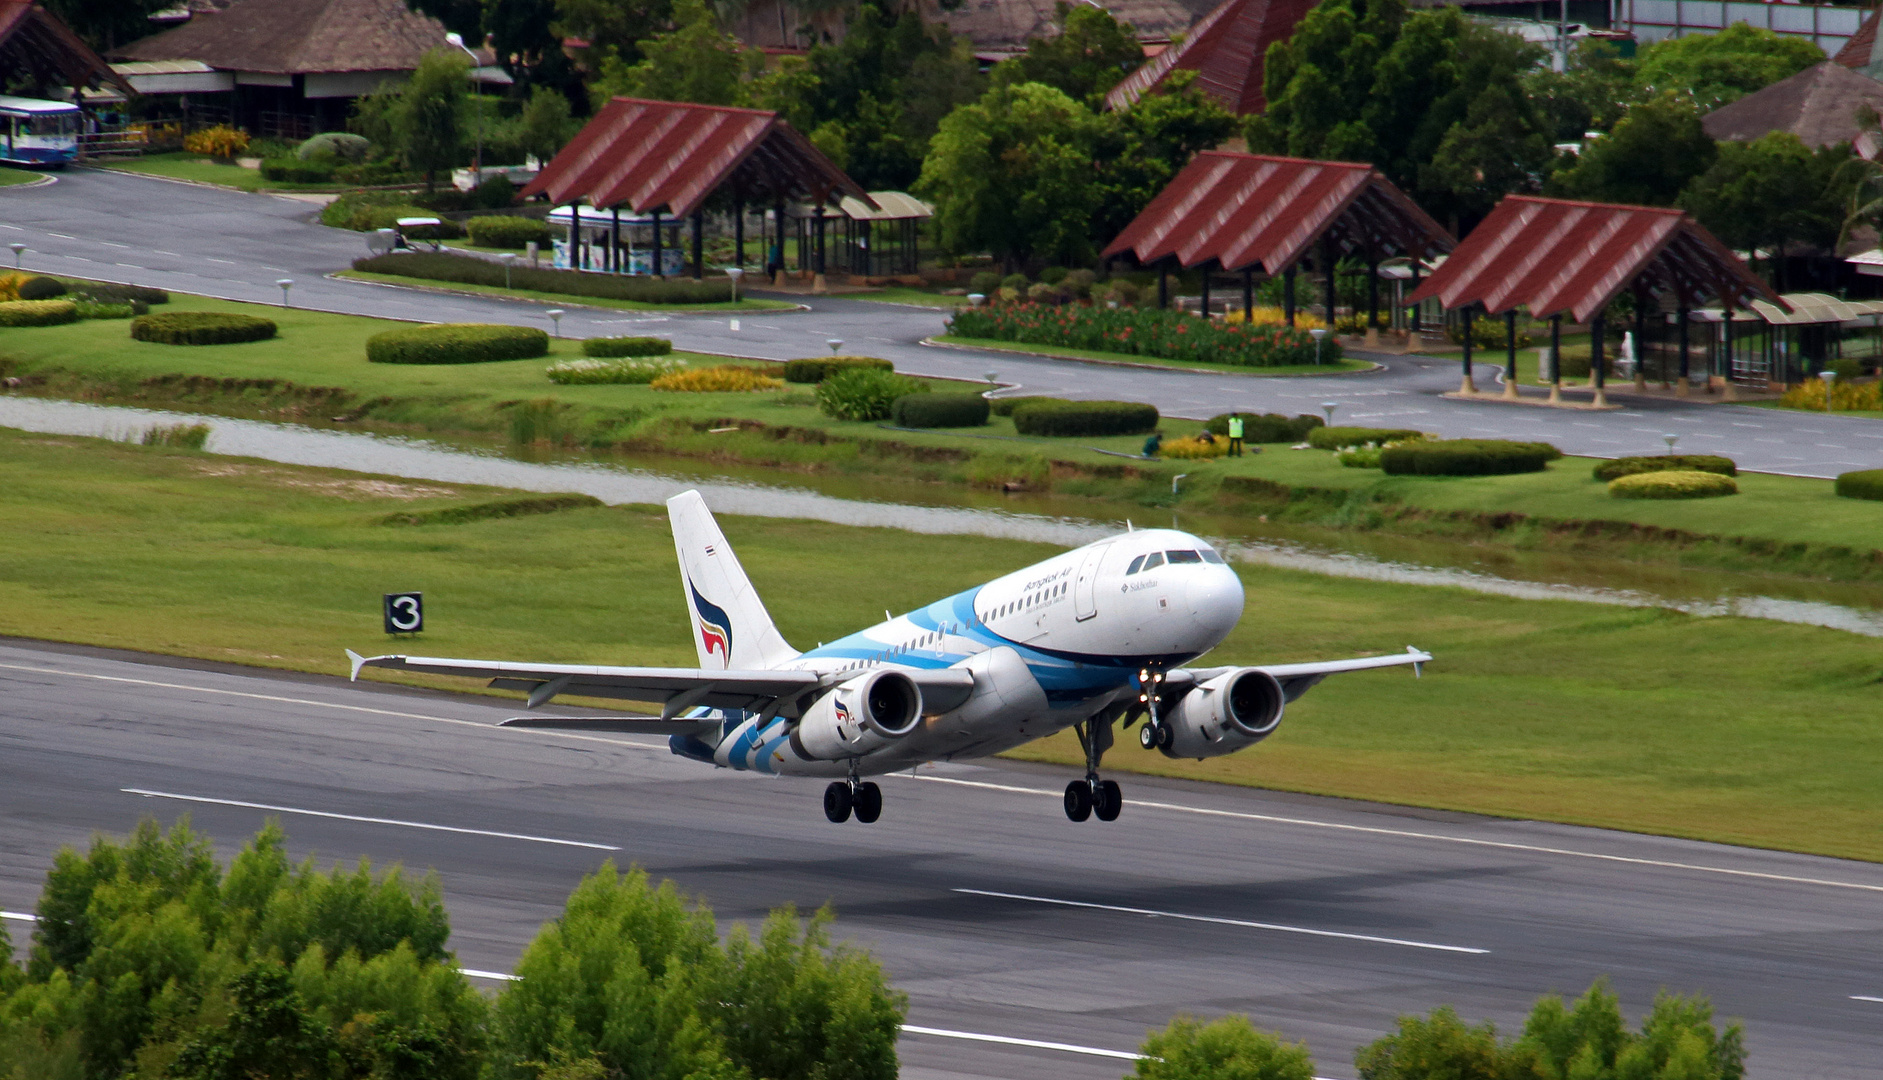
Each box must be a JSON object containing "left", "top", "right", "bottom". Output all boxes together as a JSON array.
[
  {"left": 1156, "top": 723, "right": 1173, "bottom": 750},
  {"left": 1139, "top": 722, "right": 1158, "bottom": 749},
  {"left": 853, "top": 781, "right": 883, "bottom": 823},
  {"left": 1063, "top": 781, "right": 1093, "bottom": 822},
  {"left": 1094, "top": 779, "right": 1122, "bottom": 821},
  {"left": 823, "top": 781, "right": 853, "bottom": 823}
]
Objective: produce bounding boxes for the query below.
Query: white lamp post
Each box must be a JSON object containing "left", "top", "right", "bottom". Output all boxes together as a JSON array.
[
  {"left": 1321, "top": 401, "right": 1338, "bottom": 426},
  {"left": 500, "top": 252, "right": 516, "bottom": 289},
  {"left": 445, "top": 32, "right": 482, "bottom": 177},
  {"left": 547, "top": 309, "right": 565, "bottom": 337},
  {"left": 1820, "top": 369, "right": 1837, "bottom": 412},
  {"left": 1310, "top": 326, "right": 1328, "bottom": 364},
  {"left": 827, "top": 338, "right": 844, "bottom": 354},
  {"left": 8, "top": 242, "right": 23, "bottom": 268},
  {"left": 1662, "top": 433, "right": 1678, "bottom": 454},
  {"left": 726, "top": 266, "right": 744, "bottom": 303},
  {"left": 275, "top": 279, "right": 293, "bottom": 307},
  {"left": 967, "top": 293, "right": 986, "bottom": 307}
]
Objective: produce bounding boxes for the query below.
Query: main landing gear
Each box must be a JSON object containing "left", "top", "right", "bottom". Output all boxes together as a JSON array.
[
  {"left": 1135, "top": 668, "right": 1172, "bottom": 751},
  {"left": 1066, "top": 709, "right": 1124, "bottom": 822},
  {"left": 824, "top": 762, "right": 882, "bottom": 824}
]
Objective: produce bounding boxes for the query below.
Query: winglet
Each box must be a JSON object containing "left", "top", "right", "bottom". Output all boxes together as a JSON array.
[
  {"left": 1408, "top": 645, "right": 1427, "bottom": 678},
  {"left": 346, "top": 649, "right": 367, "bottom": 681}
]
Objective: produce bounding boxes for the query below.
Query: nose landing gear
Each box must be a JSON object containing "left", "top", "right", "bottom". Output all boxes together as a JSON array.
[
  {"left": 1134, "top": 668, "right": 1171, "bottom": 751},
  {"left": 1065, "top": 709, "right": 1124, "bottom": 822},
  {"left": 824, "top": 762, "right": 883, "bottom": 823}
]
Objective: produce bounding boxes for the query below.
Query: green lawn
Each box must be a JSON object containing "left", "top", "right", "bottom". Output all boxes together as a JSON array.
[
  {"left": 92, "top": 152, "right": 353, "bottom": 192},
  {"left": 933, "top": 334, "right": 1379, "bottom": 376},
  {"left": 338, "top": 269, "right": 799, "bottom": 312},
  {"left": 0, "top": 166, "right": 50, "bottom": 187},
  {"left": 849, "top": 286, "right": 967, "bottom": 308},
  {"left": 2, "top": 426, "right": 1881, "bottom": 862}
]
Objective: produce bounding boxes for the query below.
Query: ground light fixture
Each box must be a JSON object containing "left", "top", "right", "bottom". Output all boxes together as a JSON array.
[
  {"left": 1821, "top": 369, "right": 1838, "bottom": 412},
  {"left": 275, "top": 279, "right": 293, "bottom": 307},
  {"left": 726, "top": 266, "right": 744, "bottom": 303},
  {"left": 827, "top": 338, "right": 844, "bottom": 354},
  {"left": 985, "top": 370, "right": 998, "bottom": 388},
  {"left": 547, "top": 309, "right": 565, "bottom": 337},
  {"left": 967, "top": 293, "right": 986, "bottom": 307},
  {"left": 1310, "top": 326, "right": 1328, "bottom": 364},
  {"left": 1172, "top": 473, "right": 1189, "bottom": 495},
  {"left": 500, "top": 252, "right": 516, "bottom": 289},
  {"left": 8, "top": 242, "right": 23, "bottom": 267},
  {"left": 1663, "top": 434, "right": 1678, "bottom": 454},
  {"left": 1321, "top": 400, "right": 1338, "bottom": 426}
]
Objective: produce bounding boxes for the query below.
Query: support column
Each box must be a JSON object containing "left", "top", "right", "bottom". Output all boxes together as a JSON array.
[
  {"left": 1460, "top": 304, "right": 1476, "bottom": 394},
  {"left": 568, "top": 203, "right": 580, "bottom": 269},
  {"left": 690, "top": 210, "right": 704, "bottom": 281},
  {"left": 1634, "top": 288, "right": 1649, "bottom": 391},
  {"left": 1721, "top": 303, "right": 1737, "bottom": 400},
  {"left": 1199, "top": 266, "right": 1211, "bottom": 319},
  {"left": 1504, "top": 309, "right": 1520, "bottom": 399},
  {"left": 772, "top": 199, "right": 786, "bottom": 285},
  {"left": 1409, "top": 262, "right": 1423, "bottom": 340},
  {"left": 1322, "top": 238, "right": 1336, "bottom": 330},
  {"left": 1365, "top": 258, "right": 1380, "bottom": 348},
  {"left": 812, "top": 203, "right": 827, "bottom": 294},
  {"left": 1242, "top": 267, "right": 1254, "bottom": 321},
  {"left": 1157, "top": 261, "right": 1169, "bottom": 309},
  {"left": 1548, "top": 314, "right": 1563, "bottom": 404},
  {"left": 610, "top": 208, "right": 621, "bottom": 274},
  {"left": 1592, "top": 313, "right": 1608, "bottom": 408},
  {"left": 1283, "top": 266, "right": 1296, "bottom": 327},
  {"left": 1676, "top": 303, "right": 1691, "bottom": 397},
  {"left": 650, "top": 207, "right": 663, "bottom": 278},
  {"left": 734, "top": 199, "right": 744, "bottom": 270}
]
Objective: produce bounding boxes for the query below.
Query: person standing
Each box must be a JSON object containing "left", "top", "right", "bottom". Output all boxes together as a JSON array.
[{"left": 1226, "top": 414, "right": 1244, "bottom": 457}]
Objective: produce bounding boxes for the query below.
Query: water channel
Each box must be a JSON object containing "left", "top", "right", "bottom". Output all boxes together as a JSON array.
[{"left": 5, "top": 395, "right": 1882, "bottom": 638}]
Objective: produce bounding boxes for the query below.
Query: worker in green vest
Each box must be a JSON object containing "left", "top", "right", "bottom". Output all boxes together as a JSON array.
[{"left": 1226, "top": 414, "right": 1244, "bottom": 457}]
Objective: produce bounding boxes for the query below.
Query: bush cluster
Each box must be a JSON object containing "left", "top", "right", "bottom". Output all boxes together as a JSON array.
[
  {"left": 816, "top": 367, "right": 929, "bottom": 420},
  {"left": 16, "top": 276, "right": 65, "bottom": 300},
  {"left": 650, "top": 364, "right": 784, "bottom": 392},
  {"left": 1161, "top": 434, "right": 1228, "bottom": 459},
  {"left": 1012, "top": 399, "right": 1159, "bottom": 437},
  {"left": 259, "top": 158, "right": 336, "bottom": 183},
  {"left": 68, "top": 279, "right": 169, "bottom": 306},
  {"left": 1205, "top": 412, "right": 1324, "bottom": 443},
  {"left": 1609, "top": 469, "right": 1738, "bottom": 499},
  {"left": 465, "top": 215, "right": 553, "bottom": 249},
  {"left": 182, "top": 123, "right": 248, "bottom": 157},
  {"left": 1445, "top": 314, "right": 1534, "bottom": 351},
  {"left": 545, "top": 357, "right": 685, "bottom": 384},
  {"left": 298, "top": 132, "right": 370, "bottom": 162},
  {"left": 1780, "top": 377, "right": 1883, "bottom": 411},
  {"left": 322, "top": 192, "right": 466, "bottom": 236},
  {"left": 366, "top": 323, "right": 548, "bottom": 364},
  {"left": 352, "top": 252, "right": 732, "bottom": 304},
  {"left": 73, "top": 300, "right": 135, "bottom": 319},
  {"left": 783, "top": 355, "right": 895, "bottom": 382},
  {"left": 1307, "top": 425, "right": 1425, "bottom": 450},
  {"left": 1380, "top": 438, "right": 1561, "bottom": 476},
  {"left": 581, "top": 335, "right": 673, "bottom": 358},
  {"left": 948, "top": 302, "right": 1340, "bottom": 367},
  {"left": 1836, "top": 468, "right": 1883, "bottom": 501},
  {"left": 131, "top": 311, "right": 276, "bottom": 344},
  {"left": 0, "top": 299, "right": 78, "bottom": 327},
  {"left": 891, "top": 392, "right": 990, "bottom": 428},
  {"left": 1594, "top": 455, "right": 1737, "bottom": 481}
]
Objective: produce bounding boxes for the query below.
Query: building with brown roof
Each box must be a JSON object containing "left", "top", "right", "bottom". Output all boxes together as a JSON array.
[
  {"left": 1702, "top": 60, "right": 1883, "bottom": 152},
  {"left": 1104, "top": 0, "right": 1319, "bottom": 114},
  {"left": 0, "top": 0, "right": 134, "bottom": 102}
]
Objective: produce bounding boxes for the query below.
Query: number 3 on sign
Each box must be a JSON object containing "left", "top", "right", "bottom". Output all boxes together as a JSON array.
[{"left": 383, "top": 592, "right": 424, "bottom": 634}]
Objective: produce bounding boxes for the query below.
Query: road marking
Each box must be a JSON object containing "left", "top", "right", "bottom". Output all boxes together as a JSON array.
[
  {"left": 0, "top": 661, "right": 666, "bottom": 753},
  {"left": 1, "top": 911, "right": 35, "bottom": 922},
  {"left": 901, "top": 1024, "right": 1143, "bottom": 1061},
  {"left": 206, "top": 257, "right": 236, "bottom": 264},
  {"left": 461, "top": 968, "right": 520, "bottom": 981},
  {"left": 122, "top": 788, "right": 621, "bottom": 851},
  {"left": 45, "top": 232, "right": 74, "bottom": 239},
  {"left": 97, "top": 240, "right": 127, "bottom": 248},
  {"left": 906, "top": 776, "right": 1883, "bottom": 894},
  {"left": 953, "top": 888, "right": 1486, "bottom": 954},
  {"left": 1852, "top": 995, "right": 1883, "bottom": 1003}
]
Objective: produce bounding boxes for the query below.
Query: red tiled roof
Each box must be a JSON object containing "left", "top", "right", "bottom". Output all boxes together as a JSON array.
[
  {"left": 1835, "top": 4, "right": 1878, "bottom": 68},
  {"left": 520, "top": 96, "right": 870, "bottom": 219},
  {"left": 1406, "top": 195, "right": 1780, "bottom": 321},
  {"left": 0, "top": 0, "right": 134, "bottom": 95},
  {"left": 1101, "top": 150, "right": 1454, "bottom": 272},
  {"left": 1103, "top": 0, "right": 1318, "bottom": 114}
]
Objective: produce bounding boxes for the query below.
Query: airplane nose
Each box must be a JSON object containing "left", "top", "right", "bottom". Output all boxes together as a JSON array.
[{"left": 1188, "top": 565, "right": 1244, "bottom": 639}]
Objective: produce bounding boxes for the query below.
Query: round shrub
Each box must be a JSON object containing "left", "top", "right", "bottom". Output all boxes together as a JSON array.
[
  {"left": 465, "top": 215, "right": 553, "bottom": 250},
  {"left": 783, "top": 355, "right": 894, "bottom": 383},
  {"left": 0, "top": 299, "right": 78, "bottom": 327},
  {"left": 816, "top": 367, "right": 929, "bottom": 420},
  {"left": 1000, "top": 273, "right": 1029, "bottom": 290},
  {"left": 969, "top": 270, "right": 1002, "bottom": 294},
  {"left": 259, "top": 158, "right": 333, "bottom": 183},
  {"left": 545, "top": 357, "right": 684, "bottom": 384},
  {"left": 1379, "top": 439, "right": 1560, "bottom": 476},
  {"left": 1206, "top": 412, "right": 1323, "bottom": 443},
  {"left": 891, "top": 392, "right": 990, "bottom": 428},
  {"left": 650, "top": 365, "right": 784, "bottom": 392},
  {"left": 16, "top": 275, "right": 67, "bottom": 300},
  {"left": 1609, "top": 470, "right": 1738, "bottom": 499},
  {"left": 298, "top": 132, "right": 370, "bottom": 162},
  {"left": 366, "top": 322, "right": 547, "bottom": 364},
  {"left": 1011, "top": 400, "right": 1159, "bottom": 437},
  {"left": 1835, "top": 469, "right": 1883, "bottom": 501},
  {"left": 1308, "top": 425, "right": 1425, "bottom": 450},
  {"left": 582, "top": 335, "right": 672, "bottom": 358},
  {"left": 1593, "top": 455, "right": 1736, "bottom": 482},
  {"left": 131, "top": 311, "right": 275, "bottom": 344},
  {"left": 989, "top": 395, "right": 1066, "bottom": 417}
]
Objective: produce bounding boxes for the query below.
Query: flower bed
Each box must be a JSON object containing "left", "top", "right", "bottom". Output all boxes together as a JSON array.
[{"left": 947, "top": 303, "right": 1338, "bottom": 368}]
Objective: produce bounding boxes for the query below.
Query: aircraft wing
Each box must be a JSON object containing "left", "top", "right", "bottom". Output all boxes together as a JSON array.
[{"left": 1180, "top": 646, "right": 1432, "bottom": 702}]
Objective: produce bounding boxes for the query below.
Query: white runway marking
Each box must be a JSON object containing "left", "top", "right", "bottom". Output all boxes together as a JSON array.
[
  {"left": 461, "top": 969, "right": 521, "bottom": 981},
  {"left": 954, "top": 888, "right": 1486, "bottom": 954},
  {"left": 1, "top": 911, "right": 36, "bottom": 922},
  {"left": 908, "top": 776, "right": 1883, "bottom": 894},
  {"left": 122, "top": 788, "right": 621, "bottom": 851},
  {"left": 1852, "top": 995, "right": 1883, "bottom": 1003},
  {"left": 901, "top": 1024, "right": 1142, "bottom": 1061}
]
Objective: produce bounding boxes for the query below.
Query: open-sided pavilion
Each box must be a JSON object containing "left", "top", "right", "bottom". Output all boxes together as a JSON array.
[
  {"left": 519, "top": 96, "right": 871, "bottom": 285},
  {"left": 1101, "top": 151, "right": 1454, "bottom": 343},
  {"left": 0, "top": 0, "right": 134, "bottom": 104},
  {"left": 1407, "top": 195, "right": 1782, "bottom": 405}
]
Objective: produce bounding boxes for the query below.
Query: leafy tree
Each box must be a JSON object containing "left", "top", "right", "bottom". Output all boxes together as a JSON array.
[
  {"left": 588, "top": 0, "right": 755, "bottom": 107},
  {"left": 916, "top": 81, "right": 1103, "bottom": 267},
  {"left": 171, "top": 963, "right": 335, "bottom": 1080},
  {"left": 40, "top": 0, "right": 173, "bottom": 51},
  {"left": 1633, "top": 23, "right": 1823, "bottom": 112},
  {"left": 405, "top": 0, "right": 486, "bottom": 42},
  {"left": 1135, "top": 1015, "right": 1317, "bottom": 1080},
  {"left": 993, "top": 3, "right": 1145, "bottom": 104},
  {"left": 393, "top": 48, "right": 472, "bottom": 191},
  {"left": 515, "top": 84, "right": 580, "bottom": 164},
  {"left": 1352, "top": 1006, "right": 1504, "bottom": 1079},
  {"left": 1546, "top": 94, "right": 1716, "bottom": 207},
  {"left": 485, "top": 0, "right": 580, "bottom": 94},
  {"left": 1681, "top": 132, "right": 1850, "bottom": 283},
  {"left": 553, "top": 0, "right": 676, "bottom": 68},
  {"left": 1090, "top": 71, "right": 1239, "bottom": 247},
  {"left": 1525, "top": 39, "right": 1638, "bottom": 141}
]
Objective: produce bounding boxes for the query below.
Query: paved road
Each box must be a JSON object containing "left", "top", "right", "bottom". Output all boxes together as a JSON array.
[
  {"left": 3, "top": 638, "right": 1881, "bottom": 1078},
  {"left": 6, "top": 167, "right": 1883, "bottom": 478}
]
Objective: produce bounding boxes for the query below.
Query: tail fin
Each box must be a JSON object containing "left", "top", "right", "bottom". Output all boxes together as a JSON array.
[{"left": 668, "top": 490, "right": 799, "bottom": 670}]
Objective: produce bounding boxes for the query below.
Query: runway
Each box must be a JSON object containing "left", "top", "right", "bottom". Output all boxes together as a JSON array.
[{"left": 2, "top": 639, "right": 1880, "bottom": 1077}]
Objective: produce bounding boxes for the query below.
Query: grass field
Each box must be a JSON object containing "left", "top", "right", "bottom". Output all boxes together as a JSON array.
[
  {"left": 933, "top": 334, "right": 1379, "bottom": 376},
  {"left": 850, "top": 287, "right": 967, "bottom": 308},
  {"left": 93, "top": 152, "right": 349, "bottom": 192},
  {"left": 3, "top": 426, "right": 1881, "bottom": 862},
  {"left": 338, "top": 269, "right": 798, "bottom": 312},
  {"left": 0, "top": 166, "right": 49, "bottom": 187}
]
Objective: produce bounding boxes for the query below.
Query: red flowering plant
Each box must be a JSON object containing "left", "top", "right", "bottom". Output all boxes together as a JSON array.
[{"left": 948, "top": 303, "right": 1336, "bottom": 367}]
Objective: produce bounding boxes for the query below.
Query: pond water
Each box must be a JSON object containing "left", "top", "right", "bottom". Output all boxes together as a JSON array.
[{"left": 4, "top": 395, "right": 1881, "bottom": 638}]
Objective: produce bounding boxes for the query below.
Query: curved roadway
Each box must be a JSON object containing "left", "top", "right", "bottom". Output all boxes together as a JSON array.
[
  {"left": 3, "top": 639, "right": 1881, "bottom": 1078},
  {"left": 5, "top": 168, "right": 1883, "bottom": 478}
]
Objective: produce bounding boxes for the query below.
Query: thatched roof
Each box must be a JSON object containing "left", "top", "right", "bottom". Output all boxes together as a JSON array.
[
  {"left": 0, "top": 0, "right": 134, "bottom": 96},
  {"left": 1702, "top": 61, "right": 1883, "bottom": 149},
  {"left": 113, "top": 0, "right": 450, "bottom": 74}
]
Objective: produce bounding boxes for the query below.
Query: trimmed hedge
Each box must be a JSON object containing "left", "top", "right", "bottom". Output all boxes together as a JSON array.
[
  {"left": 949, "top": 302, "right": 1338, "bottom": 367},
  {"left": 1308, "top": 425, "right": 1426, "bottom": 450},
  {"left": 0, "top": 299, "right": 78, "bottom": 327},
  {"left": 582, "top": 335, "right": 672, "bottom": 358},
  {"left": 352, "top": 252, "right": 730, "bottom": 304},
  {"left": 1012, "top": 399, "right": 1159, "bottom": 437},
  {"left": 17, "top": 276, "right": 67, "bottom": 300},
  {"left": 465, "top": 215, "right": 553, "bottom": 250},
  {"left": 69, "top": 280, "right": 168, "bottom": 305},
  {"left": 989, "top": 395, "right": 1066, "bottom": 417},
  {"left": 1835, "top": 469, "right": 1883, "bottom": 501},
  {"left": 545, "top": 357, "right": 684, "bottom": 384},
  {"left": 1594, "top": 455, "right": 1737, "bottom": 482},
  {"left": 783, "top": 356, "right": 894, "bottom": 383},
  {"left": 1609, "top": 470, "right": 1738, "bottom": 499},
  {"left": 1205, "top": 412, "right": 1324, "bottom": 443},
  {"left": 259, "top": 158, "right": 333, "bottom": 183},
  {"left": 891, "top": 392, "right": 990, "bottom": 428},
  {"left": 130, "top": 311, "right": 275, "bottom": 344},
  {"left": 1380, "top": 439, "right": 1561, "bottom": 476},
  {"left": 366, "top": 323, "right": 548, "bottom": 364}
]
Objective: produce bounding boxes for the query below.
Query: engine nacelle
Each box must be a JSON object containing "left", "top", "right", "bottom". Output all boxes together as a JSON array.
[
  {"left": 1160, "top": 668, "right": 1284, "bottom": 760},
  {"left": 789, "top": 670, "right": 924, "bottom": 761}
]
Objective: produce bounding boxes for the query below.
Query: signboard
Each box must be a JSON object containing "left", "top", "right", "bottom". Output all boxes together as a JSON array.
[{"left": 383, "top": 592, "right": 423, "bottom": 635}]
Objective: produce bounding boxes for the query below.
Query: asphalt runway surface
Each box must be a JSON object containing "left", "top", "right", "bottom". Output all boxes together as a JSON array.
[
  {"left": 6, "top": 168, "right": 1883, "bottom": 478},
  {"left": 3, "top": 638, "right": 1881, "bottom": 1078}
]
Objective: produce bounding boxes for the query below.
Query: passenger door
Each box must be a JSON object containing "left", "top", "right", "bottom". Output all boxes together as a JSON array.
[{"left": 1073, "top": 542, "right": 1111, "bottom": 621}]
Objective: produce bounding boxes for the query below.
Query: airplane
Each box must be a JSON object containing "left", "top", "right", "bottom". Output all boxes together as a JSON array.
[{"left": 350, "top": 491, "right": 1431, "bottom": 824}]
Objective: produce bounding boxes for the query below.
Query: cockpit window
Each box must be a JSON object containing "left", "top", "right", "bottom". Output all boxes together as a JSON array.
[
  {"left": 1199, "top": 548, "right": 1225, "bottom": 564},
  {"left": 1141, "top": 552, "right": 1165, "bottom": 570},
  {"left": 1166, "top": 550, "right": 1203, "bottom": 564},
  {"left": 1125, "top": 554, "right": 1146, "bottom": 575}
]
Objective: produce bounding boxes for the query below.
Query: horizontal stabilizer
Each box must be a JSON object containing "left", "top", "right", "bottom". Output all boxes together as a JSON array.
[{"left": 500, "top": 716, "right": 720, "bottom": 736}]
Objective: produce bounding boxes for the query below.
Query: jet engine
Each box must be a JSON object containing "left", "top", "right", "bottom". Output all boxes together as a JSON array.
[
  {"left": 1159, "top": 668, "right": 1284, "bottom": 760},
  {"left": 789, "top": 670, "right": 924, "bottom": 761}
]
